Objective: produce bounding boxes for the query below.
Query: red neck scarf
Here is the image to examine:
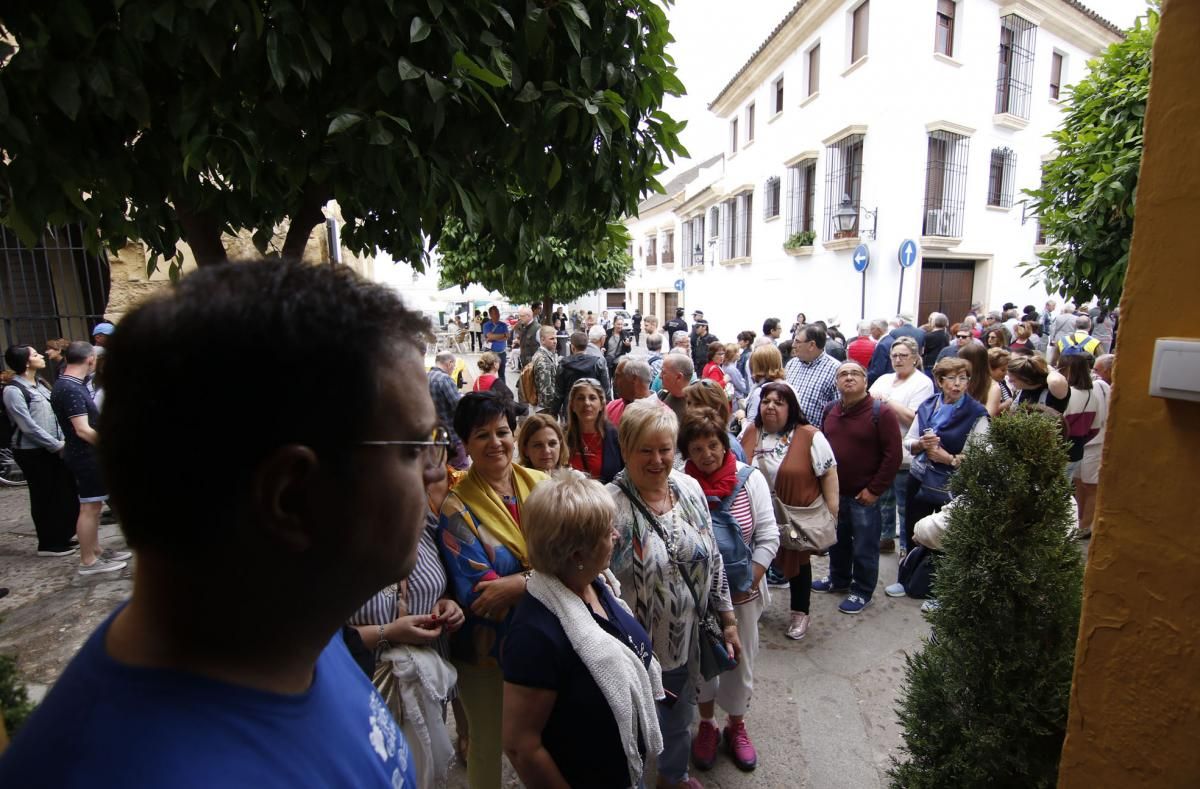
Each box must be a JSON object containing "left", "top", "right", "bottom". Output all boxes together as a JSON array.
[{"left": 685, "top": 450, "right": 738, "bottom": 506}]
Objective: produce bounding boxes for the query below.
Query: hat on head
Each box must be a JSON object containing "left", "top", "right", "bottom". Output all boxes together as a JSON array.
[{"left": 92, "top": 322, "right": 115, "bottom": 337}]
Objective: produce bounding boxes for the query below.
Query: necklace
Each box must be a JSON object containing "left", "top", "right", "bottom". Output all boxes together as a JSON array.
[{"left": 643, "top": 487, "right": 674, "bottom": 516}]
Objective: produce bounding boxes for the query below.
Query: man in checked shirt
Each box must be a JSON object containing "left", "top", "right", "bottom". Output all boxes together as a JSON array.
[{"left": 784, "top": 323, "right": 841, "bottom": 429}]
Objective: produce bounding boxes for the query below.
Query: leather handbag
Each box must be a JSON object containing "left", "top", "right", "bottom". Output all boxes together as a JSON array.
[
  {"left": 770, "top": 492, "right": 838, "bottom": 553},
  {"left": 754, "top": 453, "right": 837, "bottom": 553},
  {"left": 913, "top": 462, "right": 954, "bottom": 507}
]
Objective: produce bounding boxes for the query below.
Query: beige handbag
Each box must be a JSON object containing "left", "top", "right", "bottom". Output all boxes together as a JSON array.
[
  {"left": 771, "top": 492, "right": 837, "bottom": 553},
  {"left": 754, "top": 452, "right": 837, "bottom": 553}
]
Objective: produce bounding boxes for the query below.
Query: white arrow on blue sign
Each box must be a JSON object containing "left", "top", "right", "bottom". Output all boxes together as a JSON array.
[
  {"left": 674, "top": 279, "right": 685, "bottom": 292},
  {"left": 852, "top": 244, "right": 870, "bottom": 273},
  {"left": 898, "top": 239, "right": 919, "bottom": 268}
]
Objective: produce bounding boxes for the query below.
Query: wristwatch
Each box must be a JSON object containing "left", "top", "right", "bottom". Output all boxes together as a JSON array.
[{"left": 377, "top": 623, "right": 391, "bottom": 652}]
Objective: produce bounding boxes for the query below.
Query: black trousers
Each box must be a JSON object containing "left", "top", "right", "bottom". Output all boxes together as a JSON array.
[
  {"left": 904, "top": 472, "right": 939, "bottom": 551},
  {"left": 13, "top": 447, "right": 79, "bottom": 550}
]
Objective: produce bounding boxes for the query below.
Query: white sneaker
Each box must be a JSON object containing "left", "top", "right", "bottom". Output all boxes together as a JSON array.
[
  {"left": 98, "top": 547, "right": 132, "bottom": 562},
  {"left": 78, "top": 557, "right": 127, "bottom": 576},
  {"left": 885, "top": 582, "right": 906, "bottom": 598},
  {"left": 921, "top": 598, "right": 941, "bottom": 613}
]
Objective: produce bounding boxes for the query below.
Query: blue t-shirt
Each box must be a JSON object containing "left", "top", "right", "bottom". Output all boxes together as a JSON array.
[
  {"left": 49, "top": 374, "right": 98, "bottom": 458},
  {"left": 501, "top": 580, "right": 652, "bottom": 789},
  {"left": 482, "top": 320, "right": 509, "bottom": 352},
  {"left": 0, "top": 608, "right": 416, "bottom": 788}
]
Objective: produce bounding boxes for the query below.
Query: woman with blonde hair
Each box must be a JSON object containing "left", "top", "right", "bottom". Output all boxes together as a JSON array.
[
  {"left": 517, "top": 414, "right": 569, "bottom": 474},
  {"left": 607, "top": 400, "right": 738, "bottom": 789},
  {"left": 742, "top": 343, "right": 788, "bottom": 425},
  {"left": 987, "top": 347, "right": 1014, "bottom": 404},
  {"left": 473, "top": 351, "right": 501, "bottom": 392},
  {"left": 502, "top": 473, "right": 663, "bottom": 789}
]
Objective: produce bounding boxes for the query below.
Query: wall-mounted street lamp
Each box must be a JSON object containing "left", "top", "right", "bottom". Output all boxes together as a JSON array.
[{"left": 834, "top": 194, "right": 878, "bottom": 240}]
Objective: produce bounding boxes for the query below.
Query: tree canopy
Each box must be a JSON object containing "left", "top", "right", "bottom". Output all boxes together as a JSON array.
[
  {"left": 1022, "top": 8, "right": 1156, "bottom": 309},
  {"left": 0, "top": 0, "right": 687, "bottom": 270},
  {"left": 436, "top": 214, "right": 631, "bottom": 313}
]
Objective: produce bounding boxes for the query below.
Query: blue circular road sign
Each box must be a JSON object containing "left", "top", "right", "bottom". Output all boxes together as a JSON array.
[
  {"left": 898, "top": 239, "right": 919, "bottom": 268},
  {"left": 852, "top": 244, "right": 870, "bottom": 273}
]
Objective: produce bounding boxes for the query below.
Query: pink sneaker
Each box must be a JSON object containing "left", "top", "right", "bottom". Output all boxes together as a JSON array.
[
  {"left": 691, "top": 719, "right": 720, "bottom": 770},
  {"left": 723, "top": 718, "right": 758, "bottom": 771},
  {"left": 786, "top": 611, "right": 810, "bottom": 640}
]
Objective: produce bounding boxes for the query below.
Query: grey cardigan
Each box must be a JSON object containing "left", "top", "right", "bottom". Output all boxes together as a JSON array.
[{"left": 3, "top": 377, "right": 65, "bottom": 452}]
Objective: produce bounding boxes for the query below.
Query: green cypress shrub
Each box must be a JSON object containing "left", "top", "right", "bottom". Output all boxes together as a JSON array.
[
  {"left": 0, "top": 653, "right": 35, "bottom": 737},
  {"left": 890, "top": 409, "right": 1084, "bottom": 788}
]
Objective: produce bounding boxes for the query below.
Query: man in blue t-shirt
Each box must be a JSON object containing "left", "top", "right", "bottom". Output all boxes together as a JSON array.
[
  {"left": 0, "top": 261, "right": 440, "bottom": 788},
  {"left": 482, "top": 305, "right": 511, "bottom": 381}
]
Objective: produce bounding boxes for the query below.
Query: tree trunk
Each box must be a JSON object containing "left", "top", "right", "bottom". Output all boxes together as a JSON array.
[
  {"left": 542, "top": 294, "right": 554, "bottom": 324},
  {"left": 282, "top": 187, "right": 330, "bottom": 261},
  {"left": 175, "top": 204, "right": 228, "bottom": 266}
]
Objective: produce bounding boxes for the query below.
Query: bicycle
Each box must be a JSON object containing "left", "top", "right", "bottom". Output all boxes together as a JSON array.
[{"left": 0, "top": 447, "right": 27, "bottom": 486}]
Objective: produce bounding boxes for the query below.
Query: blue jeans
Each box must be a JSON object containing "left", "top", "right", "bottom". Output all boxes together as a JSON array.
[
  {"left": 879, "top": 469, "right": 909, "bottom": 549},
  {"left": 828, "top": 495, "right": 883, "bottom": 600},
  {"left": 656, "top": 665, "right": 696, "bottom": 784}
]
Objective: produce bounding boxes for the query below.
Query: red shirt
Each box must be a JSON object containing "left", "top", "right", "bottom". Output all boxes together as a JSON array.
[
  {"left": 473, "top": 373, "right": 497, "bottom": 392},
  {"left": 569, "top": 431, "right": 604, "bottom": 479},
  {"left": 847, "top": 336, "right": 877, "bottom": 368}
]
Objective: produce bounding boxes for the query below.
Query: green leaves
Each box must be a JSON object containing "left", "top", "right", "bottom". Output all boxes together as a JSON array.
[
  {"left": 1022, "top": 8, "right": 1155, "bottom": 309},
  {"left": 0, "top": 0, "right": 687, "bottom": 283},
  {"left": 410, "top": 16, "right": 431, "bottom": 43}
]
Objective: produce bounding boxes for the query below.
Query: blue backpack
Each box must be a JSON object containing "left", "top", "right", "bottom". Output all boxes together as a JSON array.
[{"left": 707, "top": 466, "right": 757, "bottom": 594}]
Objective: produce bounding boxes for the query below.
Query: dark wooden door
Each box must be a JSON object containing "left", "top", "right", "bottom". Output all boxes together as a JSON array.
[{"left": 918, "top": 259, "right": 975, "bottom": 323}]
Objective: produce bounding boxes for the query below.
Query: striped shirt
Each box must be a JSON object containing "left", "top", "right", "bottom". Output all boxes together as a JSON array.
[{"left": 349, "top": 517, "right": 449, "bottom": 658}]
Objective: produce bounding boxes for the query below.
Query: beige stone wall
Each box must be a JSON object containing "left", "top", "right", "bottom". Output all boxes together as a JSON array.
[{"left": 104, "top": 206, "right": 373, "bottom": 322}]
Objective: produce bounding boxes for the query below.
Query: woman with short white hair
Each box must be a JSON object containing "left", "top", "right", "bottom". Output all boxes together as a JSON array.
[
  {"left": 607, "top": 400, "right": 740, "bottom": 789},
  {"left": 502, "top": 473, "right": 662, "bottom": 789}
]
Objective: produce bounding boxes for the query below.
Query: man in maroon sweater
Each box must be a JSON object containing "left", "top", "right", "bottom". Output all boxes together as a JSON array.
[{"left": 812, "top": 361, "right": 902, "bottom": 614}]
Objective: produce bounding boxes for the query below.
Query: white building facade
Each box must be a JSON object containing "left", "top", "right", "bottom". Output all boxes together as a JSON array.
[{"left": 624, "top": 0, "right": 1121, "bottom": 335}]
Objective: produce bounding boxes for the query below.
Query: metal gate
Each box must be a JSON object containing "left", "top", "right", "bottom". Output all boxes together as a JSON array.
[{"left": 0, "top": 225, "right": 110, "bottom": 351}]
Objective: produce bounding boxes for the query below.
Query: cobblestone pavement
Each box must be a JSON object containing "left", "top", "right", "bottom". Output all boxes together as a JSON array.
[{"left": 0, "top": 437, "right": 931, "bottom": 788}]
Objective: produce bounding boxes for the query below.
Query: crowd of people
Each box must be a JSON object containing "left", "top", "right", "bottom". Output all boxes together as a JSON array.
[
  {"left": 401, "top": 296, "right": 1115, "bottom": 786},
  {"left": 2, "top": 322, "right": 131, "bottom": 578},
  {"left": 0, "top": 268, "right": 1117, "bottom": 788}
]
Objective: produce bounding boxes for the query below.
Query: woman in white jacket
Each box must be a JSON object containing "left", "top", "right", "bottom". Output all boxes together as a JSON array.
[{"left": 680, "top": 407, "right": 779, "bottom": 773}]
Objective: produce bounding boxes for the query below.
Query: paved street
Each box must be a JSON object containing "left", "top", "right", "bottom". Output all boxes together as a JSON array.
[{"left": 1, "top": 477, "right": 930, "bottom": 787}]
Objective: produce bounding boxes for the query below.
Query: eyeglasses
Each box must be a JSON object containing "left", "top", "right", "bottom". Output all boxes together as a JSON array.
[
  {"left": 890, "top": 353, "right": 912, "bottom": 360},
  {"left": 572, "top": 378, "right": 603, "bottom": 389},
  {"left": 358, "top": 426, "right": 451, "bottom": 468},
  {"left": 956, "top": 334, "right": 971, "bottom": 340}
]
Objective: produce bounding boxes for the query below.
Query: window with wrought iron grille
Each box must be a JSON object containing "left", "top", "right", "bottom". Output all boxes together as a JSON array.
[
  {"left": 785, "top": 160, "right": 817, "bottom": 237},
  {"left": 823, "top": 134, "right": 864, "bottom": 240},
  {"left": 764, "top": 176, "right": 781, "bottom": 219},
  {"left": 987, "top": 148, "right": 1016, "bottom": 208},
  {"left": 923, "top": 130, "right": 970, "bottom": 237},
  {"left": 719, "top": 199, "right": 735, "bottom": 262},
  {"left": 662, "top": 230, "right": 675, "bottom": 264},
  {"left": 646, "top": 235, "right": 658, "bottom": 266},
  {"left": 1, "top": 225, "right": 111, "bottom": 350},
  {"left": 935, "top": 0, "right": 956, "bottom": 57},
  {"left": 709, "top": 206, "right": 719, "bottom": 243},
  {"left": 995, "top": 14, "right": 1036, "bottom": 118}
]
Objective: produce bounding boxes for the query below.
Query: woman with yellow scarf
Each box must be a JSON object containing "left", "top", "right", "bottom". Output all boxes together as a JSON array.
[{"left": 438, "top": 391, "right": 547, "bottom": 788}]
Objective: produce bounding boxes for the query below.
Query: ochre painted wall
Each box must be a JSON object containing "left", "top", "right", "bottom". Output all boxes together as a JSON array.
[{"left": 1059, "top": 1, "right": 1200, "bottom": 785}]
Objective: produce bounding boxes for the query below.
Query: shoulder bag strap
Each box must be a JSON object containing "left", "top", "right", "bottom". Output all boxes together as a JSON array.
[{"left": 617, "top": 478, "right": 709, "bottom": 618}]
